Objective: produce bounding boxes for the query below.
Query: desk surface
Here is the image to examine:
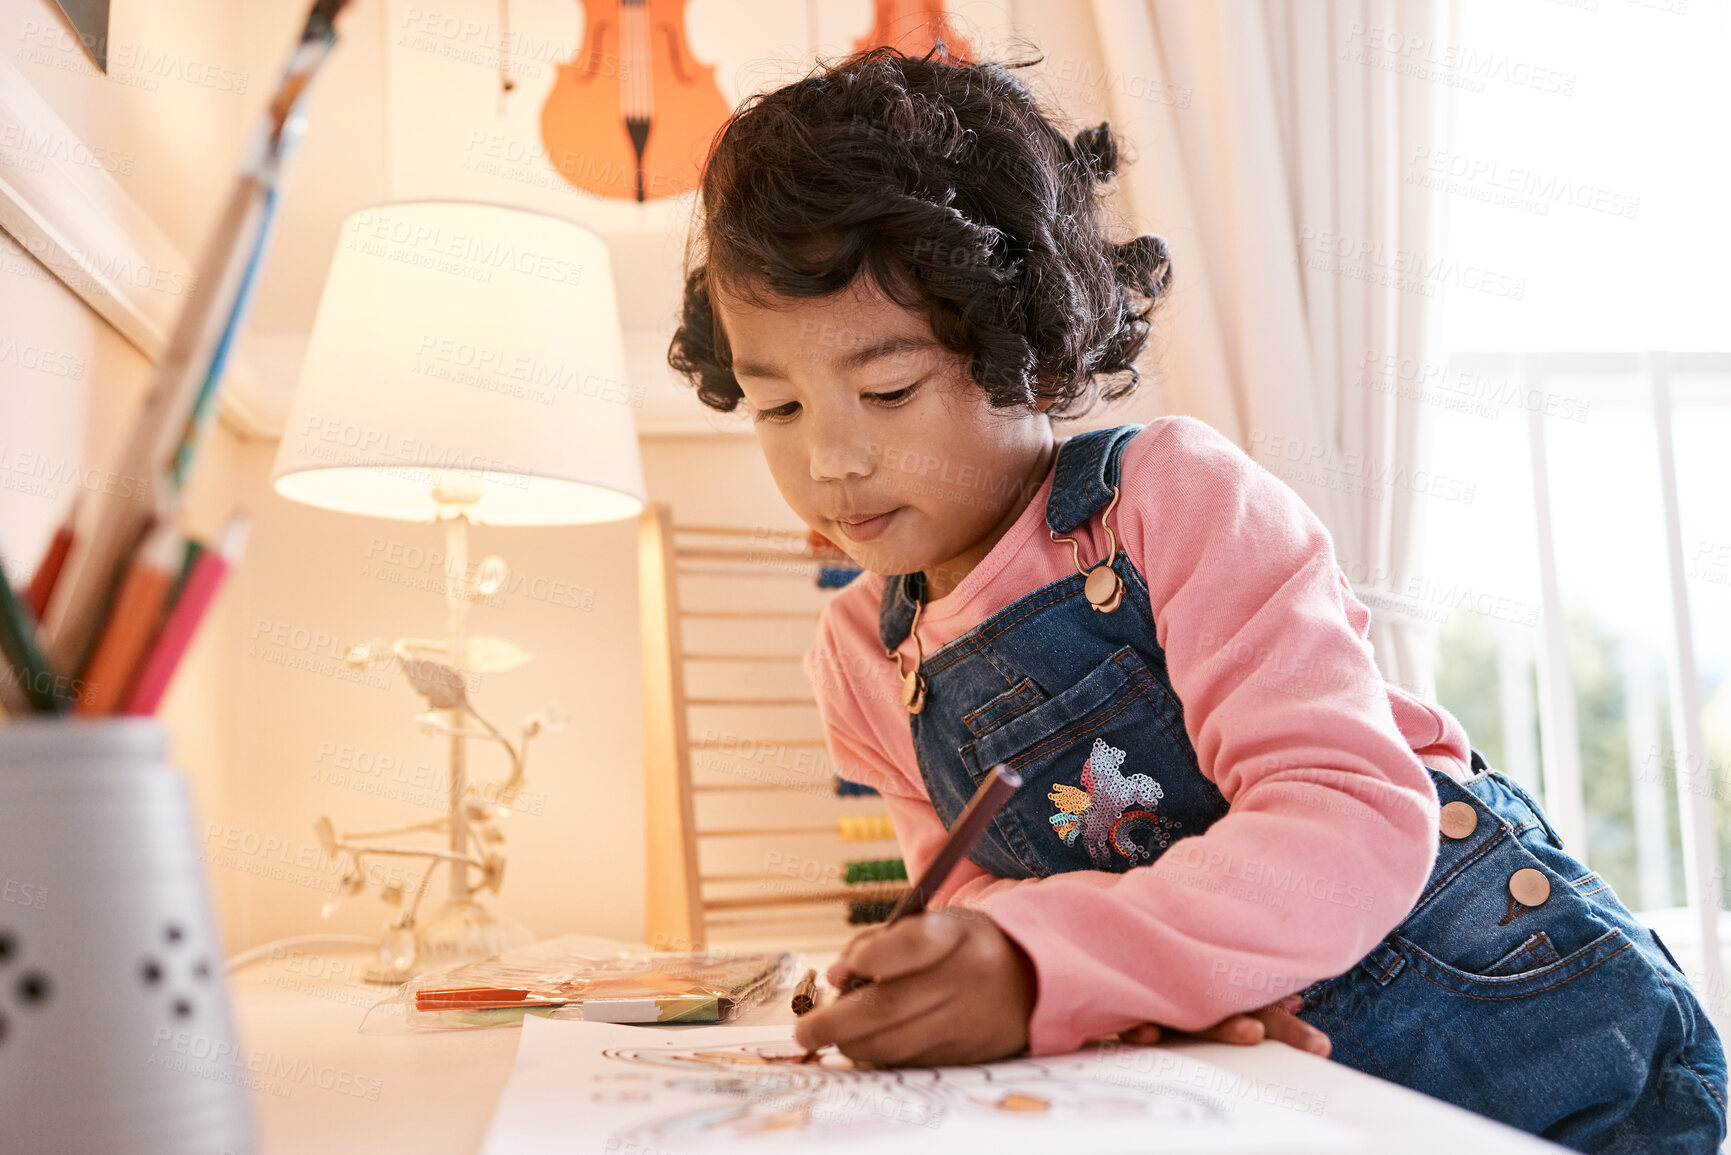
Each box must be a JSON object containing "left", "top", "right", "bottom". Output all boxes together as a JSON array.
[{"left": 229, "top": 946, "right": 1567, "bottom": 1154}]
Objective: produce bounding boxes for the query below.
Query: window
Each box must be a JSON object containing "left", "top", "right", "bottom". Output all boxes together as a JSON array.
[{"left": 1422, "top": 2, "right": 1730, "bottom": 1001}]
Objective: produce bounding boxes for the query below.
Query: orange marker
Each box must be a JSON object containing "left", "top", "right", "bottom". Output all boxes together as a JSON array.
[{"left": 76, "top": 521, "right": 183, "bottom": 716}]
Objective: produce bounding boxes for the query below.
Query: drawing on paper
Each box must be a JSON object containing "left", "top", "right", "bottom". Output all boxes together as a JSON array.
[
  {"left": 596, "top": 1036, "right": 1232, "bottom": 1143},
  {"left": 479, "top": 1021, "right": 1361, "bottom": 1154}
]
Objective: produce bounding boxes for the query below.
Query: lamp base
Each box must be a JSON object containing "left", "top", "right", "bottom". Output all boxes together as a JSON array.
[{"left": 365, "top": 896, "right": 534, "bottom": 984}]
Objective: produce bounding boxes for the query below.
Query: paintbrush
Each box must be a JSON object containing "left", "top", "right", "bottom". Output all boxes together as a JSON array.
[{"left": 43, "top": 0, "right": 352, "bottom": 676}]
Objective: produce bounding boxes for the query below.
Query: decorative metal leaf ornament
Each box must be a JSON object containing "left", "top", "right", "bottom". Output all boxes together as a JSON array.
[{"left": 400, "top": 657, "right": 467, "bottom": 709}]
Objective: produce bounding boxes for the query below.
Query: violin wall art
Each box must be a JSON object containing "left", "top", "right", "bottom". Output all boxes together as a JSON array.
[
  {"left": 852, "top": 0, "right": 972, "bottom": 60},
  {"left": 537, "top": 0, "right": 972, "bottom": 203},
  {"left": 539, "top": 0, "right": 731, "bottom": 203}
]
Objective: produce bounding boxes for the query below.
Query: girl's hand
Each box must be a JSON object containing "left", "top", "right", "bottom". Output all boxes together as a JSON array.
[
  {"left": 792, "top": 911, "right": 1332, "bottom": 1067},
  {"left": 794, "top": 909, "right": 1035, "bottom": 1068},
  {"left": 1115, "top": 995, "right": 1332, "bottom": 1057}
]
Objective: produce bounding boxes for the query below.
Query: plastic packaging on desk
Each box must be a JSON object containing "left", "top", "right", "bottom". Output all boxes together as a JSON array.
[{"left": 393, "top": 933, "right": 793, "bottom": 1030}]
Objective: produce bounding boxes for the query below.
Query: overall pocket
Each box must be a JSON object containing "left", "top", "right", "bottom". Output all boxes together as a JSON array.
[
  {"left": 1478, "top": 930, "right": 1564, "bottom": 977},
  {"left": 958, "top": 646, "right": 1226, "bottom": 877},
  {"left": 1390, "top": 924, "right": 1634, "bottom": 996}
]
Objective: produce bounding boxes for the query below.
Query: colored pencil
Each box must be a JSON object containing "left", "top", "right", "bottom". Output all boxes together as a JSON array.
[
  {"left": 24, "top": 495, "right": 79, "bottom": 619},
  {"left": 0, "top": 559, "right": 36, "bottom": 715},
  {"left": 0, "top": 663, "right": 28, "bottom": 716},
  {"left": 124, "top": 515, "right": 248, "bottom": 715},
  {"left": 835, "top": 764, "right": 1023, "bottom": 993},
  {"left": 76, "top": 521, "right": 183, "bottom": 716},
  {"left": 0, "top": 549, "right": 66, "bottom": 713},
  {"left": 164, "top": 537, "right": 209, "bottom": 618},
  {"left": 799, "top": 765, "right": 1023, "bottom": 1062}
]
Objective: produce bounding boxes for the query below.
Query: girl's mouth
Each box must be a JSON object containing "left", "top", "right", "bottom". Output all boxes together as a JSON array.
[{"left": 833, "top": 508, "right": 902, "bottom": 542}]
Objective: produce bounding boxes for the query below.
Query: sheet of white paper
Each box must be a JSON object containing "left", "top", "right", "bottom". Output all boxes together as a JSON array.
[{"left": 479, "top": 1017, "right": 1366, "bottom": 1154}]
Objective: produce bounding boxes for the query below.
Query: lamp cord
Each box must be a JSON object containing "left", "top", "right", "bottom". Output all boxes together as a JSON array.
[{"left": 225, "top": 933, "right": 379, "bottom": 972}]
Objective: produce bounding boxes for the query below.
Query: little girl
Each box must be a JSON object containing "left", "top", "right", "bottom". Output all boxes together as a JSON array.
[{"left": 667, "top": 44, "right": 1726, "bottom": 1153}]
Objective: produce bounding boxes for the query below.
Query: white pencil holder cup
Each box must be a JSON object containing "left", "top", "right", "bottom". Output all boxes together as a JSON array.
[{"left": 0, "top": 717, "right": 255, "bottom": 1154}]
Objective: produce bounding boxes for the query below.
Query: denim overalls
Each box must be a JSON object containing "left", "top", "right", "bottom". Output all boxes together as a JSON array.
[{"left": 878, "top": 424, "right": 1728, "bottom": 1154}]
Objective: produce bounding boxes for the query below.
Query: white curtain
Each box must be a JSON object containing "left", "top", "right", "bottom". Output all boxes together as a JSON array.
[{"left": 1082, "top": 0, "right": 1455, "bottom": 701}]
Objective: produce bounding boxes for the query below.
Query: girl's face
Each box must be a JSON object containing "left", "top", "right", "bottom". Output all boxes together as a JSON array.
[{"left": 713, "top": 276, "right": 1055, "bottom": 596}]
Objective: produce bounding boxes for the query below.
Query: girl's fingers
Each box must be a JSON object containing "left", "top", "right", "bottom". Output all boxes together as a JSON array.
[
  {"left": 1255, "top": 1006, "right": 1331, "bottom": 1057},
  {"left": 823, "top": 925, "right": 888, "bottom": 988},
  {"left": 1195, "top": 1015, "right": 1266, "bottom": 1046},
  {"left": 829, "top": 912, "right": 968, "bottom": 988},
  {"left": 1118, "top": 1018, "right": 1262, "bottom": 1048},
  {"left": 803, "top": 912, "right": 1034, "bottom": 1067},
  {"left": 837, "top": 999, "right": 998, "bottom": 1068},
  {"left": 793, "top": 968, "right": 954, "bottom": 1053},
  {"left": 1115, "top": 994, "right": 1321, "bottom": 1052}
]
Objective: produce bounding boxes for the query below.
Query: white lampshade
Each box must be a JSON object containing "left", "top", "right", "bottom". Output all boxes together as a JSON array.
[{"left": 271, "top": 202, "right": 647, "bottom": 525}]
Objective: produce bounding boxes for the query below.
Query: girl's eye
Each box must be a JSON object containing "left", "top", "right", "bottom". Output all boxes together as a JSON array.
[
  {"left": 753, "top": 401, "right": 801, "bottom": 424},
  {"left": 866, "top": 381, "right": 923, "bottom": 406}
]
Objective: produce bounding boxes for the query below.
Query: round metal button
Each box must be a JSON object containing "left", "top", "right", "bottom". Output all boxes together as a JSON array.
[
  {"left": 1084, "top": 564, "right": 1122, "bottom": 612},
  {"left": 1509, "top": 867, "right": 1551, "bottom": 907},
  {"left": 1439, "top": 801, "right": 1478, "bottom": 840},
  {"left": 902, "top": 670, "right": 926, "bottom": 714}
]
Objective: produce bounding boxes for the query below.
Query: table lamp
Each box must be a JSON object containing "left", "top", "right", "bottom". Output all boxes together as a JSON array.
[{"left": 270, "top": 201, "right": 646, "bottom": 981}]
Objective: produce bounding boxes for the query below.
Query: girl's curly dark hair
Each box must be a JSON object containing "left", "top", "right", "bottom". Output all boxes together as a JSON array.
[{"left": 667, "top": 43, "right": 1172, "bottom": 418}]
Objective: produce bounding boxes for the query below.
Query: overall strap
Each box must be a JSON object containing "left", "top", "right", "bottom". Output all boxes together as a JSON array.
[
  {"left": 877, "top": 424, "right": 1144, "bottom": 652},
  {"left": 1045, "top": 424, "right": 1144, "bottom": 535},
  {"left": 878, "top": 570, "right": 926, "bottom": 655}
]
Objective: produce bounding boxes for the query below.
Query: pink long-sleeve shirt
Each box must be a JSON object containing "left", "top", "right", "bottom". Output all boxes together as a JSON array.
[{"left": 802, "top": 415, "right": 1473, "bottom": 1056}]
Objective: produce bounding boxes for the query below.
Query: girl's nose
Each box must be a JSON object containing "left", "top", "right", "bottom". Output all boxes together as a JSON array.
[{"left": 806, "top": 418, "right": 875, "bottom": 482}]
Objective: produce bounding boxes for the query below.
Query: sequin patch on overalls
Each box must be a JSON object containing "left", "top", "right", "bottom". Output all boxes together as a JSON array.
[{"left": 1046, "top": 738, "right": 1181, "bottom": 868}]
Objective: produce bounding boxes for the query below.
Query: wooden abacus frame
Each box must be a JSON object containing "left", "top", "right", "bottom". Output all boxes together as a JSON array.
[{"left": 639, "top": 505, "right": 908, "bottom": 950}]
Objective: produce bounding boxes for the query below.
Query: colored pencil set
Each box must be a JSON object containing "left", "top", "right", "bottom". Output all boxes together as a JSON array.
[
  {"left": 0, "top": 510, "right": 249, "bottom": 717},
  {"left": 404, "top": 937, "right": 792, "bottom": 1027},
  {"left": 0, "top": 0, "right": 350, "bottom": 722}
]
